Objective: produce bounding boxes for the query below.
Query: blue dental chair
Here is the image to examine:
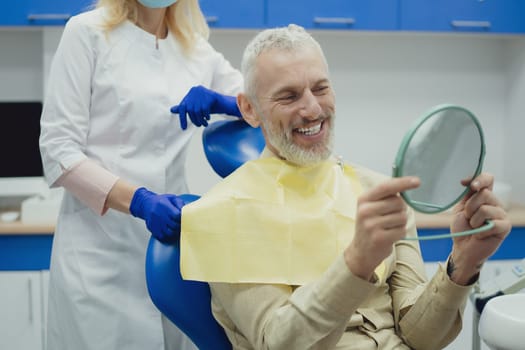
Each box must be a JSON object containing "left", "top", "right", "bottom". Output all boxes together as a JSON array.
[{"left": 145, "top": 119, "right": 265, "bottom": 350}]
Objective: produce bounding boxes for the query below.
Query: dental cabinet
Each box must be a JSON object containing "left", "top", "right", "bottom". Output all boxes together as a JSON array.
[
  {"left": 0, "top": 228, "right": 52, "bottom": 350},
  {"left": 0, "top": 0, "right": 92, "bottom": 26},
  {"left": 0, "top": 270, "right": 48, "bottom": 350},
  {"left": 267, "top": 0, "right": 399, "bottom": 31},
  {"left": 268, "top": 0, "right": 524, "bottom": 33},
  {"left": 400, "top": 0, "right": 525, "bottom": 34},
  {"left": 2, "top": 0, "right": 525, "bottom": 34},
  {"left": 198, "top": 0, "right": 265, "bottom": 29}
]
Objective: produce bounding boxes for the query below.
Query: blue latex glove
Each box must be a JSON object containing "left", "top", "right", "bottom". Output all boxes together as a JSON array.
[
  {"left": 129, "top": 187, "right": 185, "bottom": 242},
  {"left": 170, "top": 85, "right": 241, "bottom": 130}
]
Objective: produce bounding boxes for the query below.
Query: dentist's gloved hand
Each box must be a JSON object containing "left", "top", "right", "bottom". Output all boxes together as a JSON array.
[
  {"left": 129, "top": 187, "right": 185, "bottom": 243},
  {"left": 170, "top": 85, "right": 241, "bottom": 130}
]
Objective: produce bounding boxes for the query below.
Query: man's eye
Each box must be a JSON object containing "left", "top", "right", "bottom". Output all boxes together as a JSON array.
[
  {"left": 313, "top": 86, "right": 329, "bottom": 95},
  {"left": 279, "top": 94, "right": 298, "bottom": 101}
]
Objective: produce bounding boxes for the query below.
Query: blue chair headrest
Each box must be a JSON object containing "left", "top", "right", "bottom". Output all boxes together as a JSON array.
[{"left": 202, "top": 119, "right": 265, "bottom": 178}]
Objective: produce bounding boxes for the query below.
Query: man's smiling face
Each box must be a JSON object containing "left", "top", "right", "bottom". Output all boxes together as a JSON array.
[{"left": 252, "top": 45, "right": 336, "bottom": 166}]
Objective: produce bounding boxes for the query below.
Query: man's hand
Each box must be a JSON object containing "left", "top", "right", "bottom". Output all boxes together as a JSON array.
[
  {"left": 344, "top": 176, "right": 420, "bottom": 281},
  {"left": 448, "top": 173, "right": 512, "bottom": 285}
]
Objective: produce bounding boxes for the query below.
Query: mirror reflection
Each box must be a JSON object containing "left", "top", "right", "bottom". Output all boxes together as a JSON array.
[
  {"left": 396, "top": 106, "right": 485, "bottom": 213},
  {"left": 393, "top": 104, "right": 493, "bottom": 240}
]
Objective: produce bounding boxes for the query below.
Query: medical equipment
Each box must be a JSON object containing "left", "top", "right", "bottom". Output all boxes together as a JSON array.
[
  {"left": 471, "top": 258, "right": 525, "bottom": 350},
  {"left": 0, "top": 102, "right": 43, "bottom": 181},
  {"left": 0, "top": 102, "right": 54, "bottom": 221},
  {"left": 478, "top": 294, "right": 525, "bottom": 350}
]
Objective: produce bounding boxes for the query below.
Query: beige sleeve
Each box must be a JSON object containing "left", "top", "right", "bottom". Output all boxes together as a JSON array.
[
  {"left": 397, "top": 263, "right": 471, "bottom": 350},
  {"left": 210, "top": 255, "right": 378, "bottom": 350},
  {"left": 54, "top": 158, "right": 119, "bottom": 215},
  {"left": 390, "top": 210, "right": 471, "bottom": 350}
]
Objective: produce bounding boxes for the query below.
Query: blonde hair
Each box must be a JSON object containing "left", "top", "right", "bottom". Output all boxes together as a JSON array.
[{"left": 95, "top": 0, "right": 209, "bottom": 53}]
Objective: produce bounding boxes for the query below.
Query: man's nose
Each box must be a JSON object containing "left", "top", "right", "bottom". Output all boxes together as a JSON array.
[{"left": 298, "top": 90, "right": 322, "bottom": 118}]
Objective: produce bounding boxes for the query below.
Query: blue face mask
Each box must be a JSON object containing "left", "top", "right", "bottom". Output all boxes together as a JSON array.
[{"left": 137, "top": 0, "right": 178, "bottom": 8}]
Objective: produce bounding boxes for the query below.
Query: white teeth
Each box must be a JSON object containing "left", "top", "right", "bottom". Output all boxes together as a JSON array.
[{"left": 297, "top": 123, "right": 322, "bottom": 135}]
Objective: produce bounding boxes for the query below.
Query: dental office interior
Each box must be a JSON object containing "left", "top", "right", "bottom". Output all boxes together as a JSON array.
[{"left": 1, "top": 1, "right": 524, "bottom": 349}]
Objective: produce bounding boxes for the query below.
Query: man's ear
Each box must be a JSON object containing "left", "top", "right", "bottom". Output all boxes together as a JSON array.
[{"left": 237, "top": 93, "right": 260, "bottom": 128}]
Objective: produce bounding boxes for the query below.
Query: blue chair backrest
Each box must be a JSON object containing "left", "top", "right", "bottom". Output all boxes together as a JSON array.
[
  {"left": 203, "top": 119, "right": 266, "bottom": 178},
  {"left": 145, "top": 119, "right": 264, "bottom": 349}
]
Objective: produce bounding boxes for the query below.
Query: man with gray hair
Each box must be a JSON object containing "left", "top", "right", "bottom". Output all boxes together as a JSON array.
[{"left": 180, "top": 24, "right": 511, "bottom": 349}]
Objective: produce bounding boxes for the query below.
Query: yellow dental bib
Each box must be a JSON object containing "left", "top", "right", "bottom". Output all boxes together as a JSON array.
[{"left": 181, "top": 157, "right": 369, "bottom": 285}]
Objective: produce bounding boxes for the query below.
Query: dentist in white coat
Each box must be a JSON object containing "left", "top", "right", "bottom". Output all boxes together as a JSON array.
[{"left": 39, "top": 0, "right": 243, "bottom": 349}]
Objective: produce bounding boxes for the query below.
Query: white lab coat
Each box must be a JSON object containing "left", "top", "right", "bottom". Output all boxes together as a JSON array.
[{"left": 40, "top": 8, "right": 242, "bottom": 350}]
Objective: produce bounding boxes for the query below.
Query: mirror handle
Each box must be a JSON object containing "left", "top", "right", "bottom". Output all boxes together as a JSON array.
[{"left": 403, "top": 220, "right": 494, "bottom": 241}]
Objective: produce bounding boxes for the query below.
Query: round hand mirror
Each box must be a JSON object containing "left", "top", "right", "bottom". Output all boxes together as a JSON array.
[{"left": 392, "top": 104, "right": 494, "bottom": 240}]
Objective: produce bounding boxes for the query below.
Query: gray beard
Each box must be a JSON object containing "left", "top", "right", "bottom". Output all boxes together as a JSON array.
[{"left": 262, "top": 118, "right": 334, "bottom": 166}]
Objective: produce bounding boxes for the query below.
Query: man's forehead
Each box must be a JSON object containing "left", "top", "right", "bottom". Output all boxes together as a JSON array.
[{"left": 255, "top": 47, "right": 328, "bottom": 79}]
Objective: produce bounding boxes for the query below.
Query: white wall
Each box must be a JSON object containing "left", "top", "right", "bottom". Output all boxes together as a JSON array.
[
  {"left": 504, "top": 39, "right": 525, "bottom": 205},
  {"left": 0, "top": 29, "right": 42, "bottom": 101}
]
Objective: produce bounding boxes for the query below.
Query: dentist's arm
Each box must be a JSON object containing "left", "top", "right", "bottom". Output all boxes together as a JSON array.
[{"left": 56, "top": 159, "right": 184, "bottom": 242}]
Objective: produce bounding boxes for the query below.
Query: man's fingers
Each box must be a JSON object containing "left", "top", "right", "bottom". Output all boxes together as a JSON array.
[
  {"left": 364, "top": 176, "right": 420, "bottom": 202},
  {"left": 467, "top": 172, "right": 494, "bottom": 192},
  {"left": 375, "top": 210, "right": 409, "bottom": 230},
  {"left": 463, "top": 188, "right": 503, "bottom": 219},
  {"left": 468, "top": 202, "right": 507, "bottom": 228}
]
